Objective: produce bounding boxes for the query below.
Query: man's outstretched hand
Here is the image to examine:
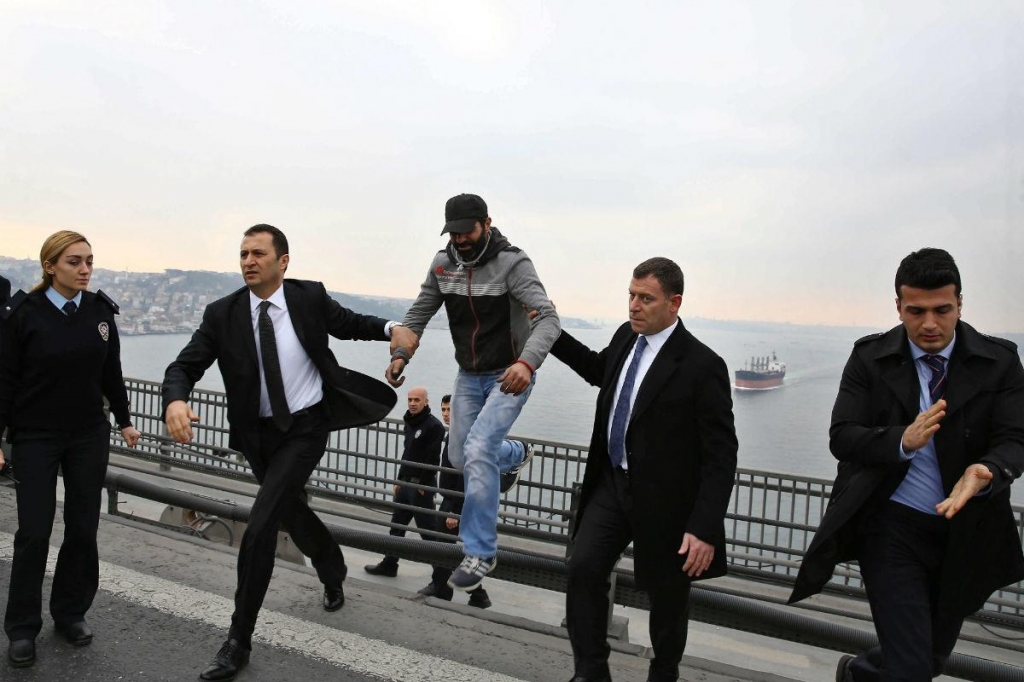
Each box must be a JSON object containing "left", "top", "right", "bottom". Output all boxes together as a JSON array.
[{"left": 936, "top": 463, "right": 993, "bottom": 519}]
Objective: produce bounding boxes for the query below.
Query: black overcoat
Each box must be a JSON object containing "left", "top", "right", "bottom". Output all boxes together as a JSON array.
[
  {"left": 789, "top": 321, "right": 1024, "bottom": 620},
  {"left": 551, "top": 320, "right": 738, "bottom": 586}
]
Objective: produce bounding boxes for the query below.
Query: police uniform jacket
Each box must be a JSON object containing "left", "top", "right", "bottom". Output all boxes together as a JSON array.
[{"left": 0, "top": 289, "right": 132, "bottom": 438}]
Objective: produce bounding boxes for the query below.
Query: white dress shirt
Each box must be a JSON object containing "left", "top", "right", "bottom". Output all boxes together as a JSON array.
[
  {"left": 250, "top": 288, "right": 323, "bottom": 418},
  {"left": 607, "top": 319, "right": 679, "bottom": 470}
]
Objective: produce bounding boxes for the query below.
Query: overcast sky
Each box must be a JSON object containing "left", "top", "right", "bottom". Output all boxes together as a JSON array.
[{"left": 2, "top": 1, "right": 1022, "bottom": 331}]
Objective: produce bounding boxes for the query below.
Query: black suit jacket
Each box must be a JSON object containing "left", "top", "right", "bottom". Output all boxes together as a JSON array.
[
  {"left": 162, "top": 279, "right": 397, "bottom": 457},
  {"left": 551, "top": 320, "right": 738, "bottom": 585},
  {"left": 0, "top": 275, "right": 9, "bottom": 354},
  {"left": 790, "top": 321, "right": 1024, "bottom": 618}
]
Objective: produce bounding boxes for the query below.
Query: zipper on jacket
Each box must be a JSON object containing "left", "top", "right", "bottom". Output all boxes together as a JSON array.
[{"left": 467, "top": 269, "right": 481, "bottom": 370}]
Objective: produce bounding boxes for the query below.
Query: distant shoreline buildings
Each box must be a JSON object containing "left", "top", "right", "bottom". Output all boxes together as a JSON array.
[{"left": 0, "top": 256, "right": 601, "bottom": 335}]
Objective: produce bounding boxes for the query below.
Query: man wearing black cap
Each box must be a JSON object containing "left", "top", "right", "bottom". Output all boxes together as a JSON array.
[{"left": 387, "top": 193, "right": 559, "bottom": 592}]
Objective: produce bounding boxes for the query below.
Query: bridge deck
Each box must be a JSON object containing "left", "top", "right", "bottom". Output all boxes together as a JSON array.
[
  {"left": 0, "top": 483, "right": 806, "bottom": 682},
  {"left": 4, "top": 475, "right": 1019, "bottom": 682}
]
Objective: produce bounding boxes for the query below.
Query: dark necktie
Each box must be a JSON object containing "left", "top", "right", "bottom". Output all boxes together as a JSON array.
[
  {"left": 258, "top": 300, "right": 293, "bottom": 431},
  {"left": 921, "top": 354, "right": 947, "bottom": 403},
  {"left": 608, "top": 335, "right": 648, "bottom": 468},
  {"left": 62, "top": 300, "right": 77, "bottom": 316}
]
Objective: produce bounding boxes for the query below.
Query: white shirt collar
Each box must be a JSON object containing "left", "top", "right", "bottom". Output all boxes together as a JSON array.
[
  {"left": 639, "top": 318, "right": 679, "bottom": 353},
  {"left": 249, "top": 285, "right": 287, "bottom": 315}
]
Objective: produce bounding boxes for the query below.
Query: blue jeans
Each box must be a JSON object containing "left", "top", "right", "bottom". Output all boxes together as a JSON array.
[{"left": 448, "top": 369, "right": 532, "bottom": 558}]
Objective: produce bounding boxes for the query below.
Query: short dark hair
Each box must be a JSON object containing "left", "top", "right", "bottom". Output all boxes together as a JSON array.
[
  {"left": 895, "top": 248, "right": 961, "bottom": 298},
  {"left": 441, "top": 394, "right": 452, "bottom": 404},
  {"left": 244, "top": 224, "right": 289, "bottom": 260},
  {"left": 633, "top": 257, "right": 684, "bottom": 297}
]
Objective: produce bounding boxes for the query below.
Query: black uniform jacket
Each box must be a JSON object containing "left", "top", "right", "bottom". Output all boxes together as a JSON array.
[
  {"left": 162, "top": 279, "right": 397, "bottom": 456},
  {"left": 397, "top": 407, "right": 445, "bottom": 487},
  {"left": 790, "top": 321, "right": 1024, "bottom": 619},
  {"left": 551, "top": 320, "right": 738, "bottom": 586},
  {"left": 0, "top": 289, "right": 132, "bottom": 437}
]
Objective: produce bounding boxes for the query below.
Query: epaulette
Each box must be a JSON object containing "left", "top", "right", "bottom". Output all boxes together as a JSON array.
[
  {"left": 982, "top": 333, "right": 1018, "bottom": 353},
  {"left": 853, "top": 332, "right": 884, "bottom": 347},
  {"left": 96, "top": 289, "right": 121, "bottom": 314},
  {"left": 0, "top": 290, "right": 27, "bottom": 320}
]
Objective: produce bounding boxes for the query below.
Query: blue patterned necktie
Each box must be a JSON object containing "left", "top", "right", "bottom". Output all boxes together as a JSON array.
[
  {"left": 608, "top": 335, "right": 648, "bottom": 468},
  {"left": 921, "top": 354, "right": 947, "bottom": 402}
]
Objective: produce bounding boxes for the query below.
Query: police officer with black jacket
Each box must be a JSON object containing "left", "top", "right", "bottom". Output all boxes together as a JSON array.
[
  {"left": 0, "top": 232, "right": 140, "bottom": 668},
  {"left": 364, "top": 387, "right": 445, "bottom": 578}
]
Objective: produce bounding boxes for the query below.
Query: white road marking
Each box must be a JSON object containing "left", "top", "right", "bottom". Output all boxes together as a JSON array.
[{"left": 0, "top": 531, "right": 525, "bottom": 682}]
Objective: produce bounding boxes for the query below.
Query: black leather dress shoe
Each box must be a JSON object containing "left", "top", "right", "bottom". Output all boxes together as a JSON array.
[
  {"left": 8, "top": 639, "right": 35, "bottom": 668},
  {"left": 55, "top": 620, "right": 93, "bottom": 646},
  {"left": 835, "top": 654, "right": 855, "bottom": 682},
  {"left": 323, "top": 585, "right": 345, "bottom": 612},
  {"left": 199, "top": 639, "right": 250, "bottom": 681},
  {"left": 417, "top": 582, "right": 454, "bottom": 600},
  {"left": 363, "top": 561, "right": 398, "bottom": 577},
  {"left": 567, "top": 676, "right": 611, "bottom": 682},
  {"left": 467, "top": 588, "right": 491, "bottom": 609}
]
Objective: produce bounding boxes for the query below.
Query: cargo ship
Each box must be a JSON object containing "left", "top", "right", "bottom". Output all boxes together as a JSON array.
[{"left": 734, "top": 352, "right": 786, "bottom": 390}]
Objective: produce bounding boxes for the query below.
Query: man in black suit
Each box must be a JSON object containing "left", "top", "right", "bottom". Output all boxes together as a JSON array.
[
  {"left": 162, "top": 224, "right": 417, "bottom": 681},
  {"left": 790, "top": 248, "right": 1024, "bottom": 682},
  {"left": 549, "top": 257, "right": 738, "bottom": 682}
]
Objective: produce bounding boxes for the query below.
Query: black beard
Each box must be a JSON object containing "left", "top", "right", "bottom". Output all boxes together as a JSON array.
[{"left": 457, "top": 241, "right": 486, "bottom": 261}]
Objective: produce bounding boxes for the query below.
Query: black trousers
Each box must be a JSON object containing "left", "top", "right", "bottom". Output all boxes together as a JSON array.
[
  {"left": 381, "top": 483, "right": 440, "bottom": 566},
  {"left": 382, "top": 484, "right": 452, "bottom": 587},
  {"left": 567, "top": 466, "right": 691, "bottom": 682},
  {"left": 4, "top": 423, "right": 110, "bottom": 641},
  {"left": 228, "top": 406, "right": 346, "bottom": 647},
  {"left": 851, "top": 501, "right": 960, "bottom": 682}
]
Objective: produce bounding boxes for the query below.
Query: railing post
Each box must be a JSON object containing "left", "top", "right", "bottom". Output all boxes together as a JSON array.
[
  {"left": 107, "top": 485, "right": 119, "bottom": 515},
  {"left": 159, "top": 431, "right": 173, "bottom": 472}
]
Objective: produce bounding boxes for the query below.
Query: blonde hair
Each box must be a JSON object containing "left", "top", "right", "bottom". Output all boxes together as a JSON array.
[{"left": 32, "top": 230, "right": 91, "bottom": 293}]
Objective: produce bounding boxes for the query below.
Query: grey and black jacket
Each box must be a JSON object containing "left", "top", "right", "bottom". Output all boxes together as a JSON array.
[{"left": 403, "top": 228, "right": 560, "bottom": 373}]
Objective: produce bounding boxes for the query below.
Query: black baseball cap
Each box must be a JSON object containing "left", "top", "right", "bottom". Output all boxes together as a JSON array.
[{"left": 442, "top": 194, "right": 488, "bottom": 235}]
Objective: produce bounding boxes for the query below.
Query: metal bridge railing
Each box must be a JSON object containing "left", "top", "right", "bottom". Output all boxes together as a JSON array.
[{"left": 119, "top": 377, "right": 1024, "bottom": 624}]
